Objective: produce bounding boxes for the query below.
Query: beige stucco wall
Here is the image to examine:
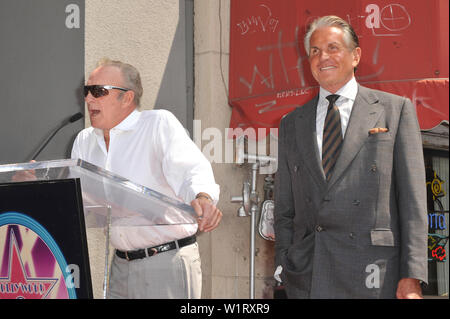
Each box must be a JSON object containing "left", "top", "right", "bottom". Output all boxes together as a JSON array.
[
  {"left": 85, "top": 0, "right": 180, "bottom": 117},
  {"left": 194, "top": 0, "right": 276, "bottom": 299},
  {"left": 84, "top": 0, "right": 183, "bottom": 299},
  {"left": 85, "top": 0, "right": 276, "bottom": 299}
]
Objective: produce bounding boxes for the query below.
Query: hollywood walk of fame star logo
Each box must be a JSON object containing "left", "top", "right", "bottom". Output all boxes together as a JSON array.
[{"left": 0, "top": 231, "right": 58, "bottom": 299}]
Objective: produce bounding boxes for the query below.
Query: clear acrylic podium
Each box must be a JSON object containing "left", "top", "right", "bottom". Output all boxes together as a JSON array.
[{"left": 0, "top": 159, "right": 197, "bottom": 298}]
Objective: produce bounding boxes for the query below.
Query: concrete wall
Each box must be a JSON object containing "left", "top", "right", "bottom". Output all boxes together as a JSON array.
[
  {"left": 85, "top": 0, "right": 276, "bottom": 299},
  {"left": 194, "top": 0, "right": 276, "bottom": 299},
  {"left": 85, "top": 0, "right": 192, "bottom": 127},
  {"left": 0, "top": 0, "right": 84, "bottom": 164},
  {"left": 85, "top": 0, "right": 185, "bottom": 299}
]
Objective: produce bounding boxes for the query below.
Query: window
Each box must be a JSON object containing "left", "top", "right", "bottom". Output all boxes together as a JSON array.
[{"left": 424, "top": 150, "right": 449, "bottom": 297}]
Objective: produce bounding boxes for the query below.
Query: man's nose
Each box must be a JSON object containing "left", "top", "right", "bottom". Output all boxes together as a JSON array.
[
  {"left": 319, "top": 50, "right": 330, "bottom": 60},
  {"left": 85, "top": 91, "right": 94, "bottom": 103}
]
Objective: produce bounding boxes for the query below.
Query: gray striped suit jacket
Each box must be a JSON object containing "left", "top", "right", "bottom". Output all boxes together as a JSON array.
[{"left": 274, "top": 85, "right": 428, "bottom": 298}]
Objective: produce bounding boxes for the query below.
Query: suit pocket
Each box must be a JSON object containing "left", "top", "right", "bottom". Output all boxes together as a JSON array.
[
  {"left": 285, "top": 232, "right": 315, "bottom": 272},
  {"left": 367, "top": 132, "right": 392, "bottom": 143},
  {"left": 370, "top": 228, "right": 395, "bottom": 247},
  {"left": 282, "top": 232, "right": 314, "bottom": 292}
]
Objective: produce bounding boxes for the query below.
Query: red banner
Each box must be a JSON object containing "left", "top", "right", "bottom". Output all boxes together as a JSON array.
[{"left": 229, "top": 0, "right": 449, "bottom": 139}]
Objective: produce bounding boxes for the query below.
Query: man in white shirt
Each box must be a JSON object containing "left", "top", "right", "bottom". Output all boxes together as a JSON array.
[
  {"left": 274, "top": 16, "right": 427, "bottom": 298},
  {"left": 72, "top": 58, "right": 222, "bottom": 298}
]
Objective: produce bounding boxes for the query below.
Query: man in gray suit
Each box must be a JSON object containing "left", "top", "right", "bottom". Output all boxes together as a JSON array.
[{"left": 274, "top": 15, "right": 428, "bottom": 299}]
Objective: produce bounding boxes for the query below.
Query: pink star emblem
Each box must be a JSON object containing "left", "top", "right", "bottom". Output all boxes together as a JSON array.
[{"left": 0, "top": 231, "right": 57, "bottom": 299}]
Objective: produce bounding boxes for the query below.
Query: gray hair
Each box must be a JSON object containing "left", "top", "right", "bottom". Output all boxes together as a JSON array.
[
  {"left": 96, "top": 58, "right": 143, "bottom": 107},
  {"left": 304, "top": 15, "right": 359, "bottom": 56}
]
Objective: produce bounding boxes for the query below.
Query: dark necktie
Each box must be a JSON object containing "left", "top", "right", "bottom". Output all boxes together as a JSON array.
[{"left": 322, "top": 94, "right": 343, "bottom": 181}]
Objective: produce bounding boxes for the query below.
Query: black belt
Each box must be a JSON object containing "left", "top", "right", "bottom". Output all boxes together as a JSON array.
[{"left": 116, "top": 235, "right": 196, "bottom": 261}]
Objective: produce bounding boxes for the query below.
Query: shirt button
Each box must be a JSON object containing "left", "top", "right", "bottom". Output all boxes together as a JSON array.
[
  {"left": 349, "top": 232, "right": 355, "bottom": 239},
  {"left": 294, "top": 165, "right": 298, "bottom": 172},
  {"left": 371, "top": 164, "right": 377, "bottom": 172},
  {"left": 316, "top": 225, "right": 324, "bottom": 232}
]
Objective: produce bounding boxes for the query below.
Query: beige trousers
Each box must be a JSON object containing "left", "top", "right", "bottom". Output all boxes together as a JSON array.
[{"left": 107, "top": 242, "right": 202, "bottom": 299}]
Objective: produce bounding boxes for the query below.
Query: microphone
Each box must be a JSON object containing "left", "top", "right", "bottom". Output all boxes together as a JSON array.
[
  {"left": 68, "top": 112, "right": 84, "bottom": 123},
  {"left": 29, "top": 112, "right": 84, "bottom": 161}
]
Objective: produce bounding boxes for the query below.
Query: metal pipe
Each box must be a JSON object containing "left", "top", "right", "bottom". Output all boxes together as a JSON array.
[
  {"left": 245, "top": 153, "right": 277, "bottom": 163},
  {"left": 249, "top": 163, "right": 259, "bottom": 299},
  {"left": 231, "top": 196, "right": 243, "bottom": 202},
  {"left": 103, "top": 205, "right": 112, "bottom": 299},
  {"left": 251, "top": 164, "right": 258, "bottom": 192},
  {"left": 250, "top": 204, "right": 257, "bottom": 299},
  {"left": 231, "top": 155, "right": 277, "bottom": 299}
]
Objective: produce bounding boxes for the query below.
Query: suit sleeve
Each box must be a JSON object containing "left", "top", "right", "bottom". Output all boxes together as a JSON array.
[
  {"left": 274, "top": 117, "right": 295, "bottom": 268},
  {"left": 393, "top": 98, "right": 428, "bottom": 283}
]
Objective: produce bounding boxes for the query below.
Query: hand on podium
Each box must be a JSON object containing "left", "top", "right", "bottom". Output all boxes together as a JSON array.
[
  {"left": 191, "top": 192, "right": 222, "bottom": 233},
  {"left": 11, "top": 160, "right": 38, "bottom": 182}
]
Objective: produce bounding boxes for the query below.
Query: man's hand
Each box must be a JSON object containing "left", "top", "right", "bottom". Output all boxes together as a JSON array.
[
  {"left": 396, "top": 278, "right": 423, "bottom": 299},
  {"left": 11, "top": 160, "right": 37, "bottom": 182},
  {"left": 191, "top": 195, "right": 222, "bottom": 233}
]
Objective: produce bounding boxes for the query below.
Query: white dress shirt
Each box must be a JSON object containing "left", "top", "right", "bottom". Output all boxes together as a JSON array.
[
  {"left": 71, "top": 109, "right": 220, "bottom": 250},
  {"left": 316, "top": 77, "right": 358, "bottom": 159},
  {"left": 274, "top": 77, "right": 358, "bottom": 282}
]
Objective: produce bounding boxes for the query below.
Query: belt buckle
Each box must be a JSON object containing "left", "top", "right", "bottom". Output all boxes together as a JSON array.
[
  {"left": 160, "top": 244, "right": 171, "bottom": 252},
  {"left": 125, "top": 251, "right": 130, "bottom": 261},
  {"left": 149, "top": 248, "right": 158, "bottom": 256}
]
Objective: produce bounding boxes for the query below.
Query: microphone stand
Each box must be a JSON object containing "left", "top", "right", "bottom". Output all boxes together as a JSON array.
[{"left": 29, "top": 112, "right": 83, "bottom": 161}]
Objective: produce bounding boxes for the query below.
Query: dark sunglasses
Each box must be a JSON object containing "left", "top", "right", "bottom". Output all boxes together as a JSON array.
[{"left": 84, "top": 85, "right": 130, "bottom": 98}]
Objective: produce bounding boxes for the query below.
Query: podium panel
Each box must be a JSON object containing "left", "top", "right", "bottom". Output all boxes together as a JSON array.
[
  {"left": 0, "top": 159, "right": 197, "bottom": 298},
  {"left": 0, "top": 179, "right": 91, "bottom": 299}
]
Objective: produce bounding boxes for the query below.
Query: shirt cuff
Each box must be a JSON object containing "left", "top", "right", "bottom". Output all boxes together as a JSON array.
[{"left": 274, "top": 265, "right": 283, "bottom": 283}]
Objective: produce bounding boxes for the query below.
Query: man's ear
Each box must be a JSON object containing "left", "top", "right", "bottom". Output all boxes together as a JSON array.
[
  {"left": 121, "top": 90, "right": 135, "bottom": 108},
  {"left": 352, "top": 47, "right": 362, "bottom": 68}
]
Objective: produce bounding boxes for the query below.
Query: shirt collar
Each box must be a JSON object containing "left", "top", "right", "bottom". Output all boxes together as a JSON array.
[
  {"left": 319, "top": 77, "right": 358, "bottom": 103},
  {"left": 93, "top": 109, "right": 141, "bottom": 137},
  {"left": 114, "top": 109, "right": 141, "bottom": 131}
]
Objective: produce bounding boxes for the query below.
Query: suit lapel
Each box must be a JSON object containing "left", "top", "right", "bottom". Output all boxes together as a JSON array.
[
  {"left": 327, "top": 85, "right": 383, "bottom": 189},
  {"left": 295, "top": 96, "right": 327, "bottom": 191}
]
